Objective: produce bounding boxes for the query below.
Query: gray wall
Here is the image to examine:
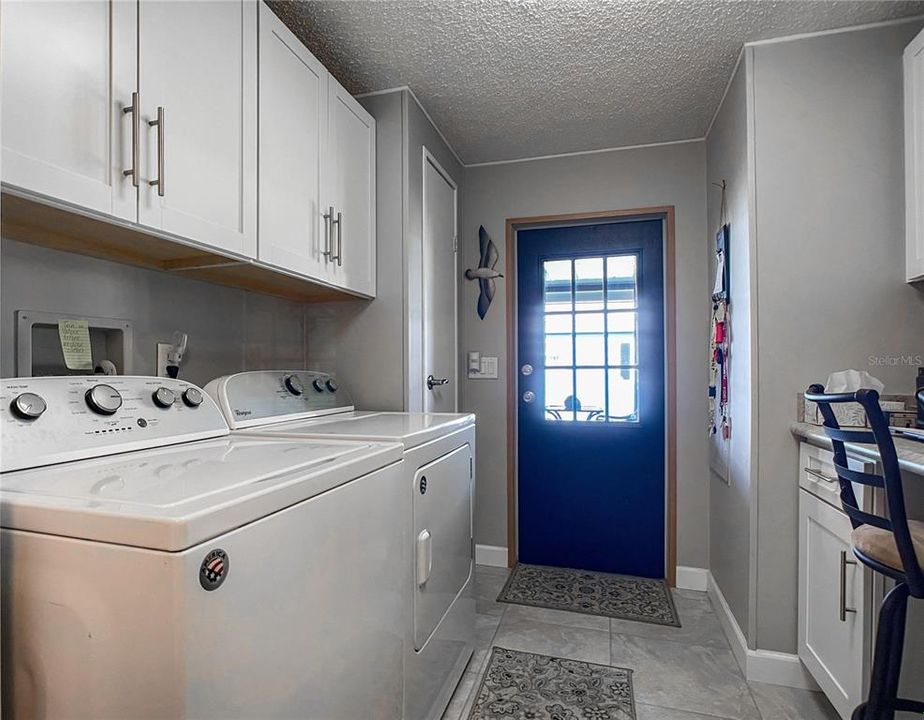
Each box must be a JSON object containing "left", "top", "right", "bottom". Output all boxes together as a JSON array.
[
  {"left": 1, "top": 237, "right": 308, "bottom": 386},
  {"left": 305, "top": 89, "right": 464, "bottom": 412},
  {"left": 461, "top": 141, "right": 711, "bottom": 567},
  {"left": 750, "top": 21, "right": 924, "bottom": 653},
  {"left": 706, "top": 57, "right": 756, "bottom": 643}
]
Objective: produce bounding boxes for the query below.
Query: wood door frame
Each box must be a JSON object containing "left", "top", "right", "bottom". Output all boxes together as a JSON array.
[{"left": 505, "top": 206, "right": 678, "bottom": 586}]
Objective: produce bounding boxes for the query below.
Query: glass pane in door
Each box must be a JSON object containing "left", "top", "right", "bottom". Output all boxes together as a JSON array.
[{"left": 541, "top": 253, "right": 641, "bottom": 423}]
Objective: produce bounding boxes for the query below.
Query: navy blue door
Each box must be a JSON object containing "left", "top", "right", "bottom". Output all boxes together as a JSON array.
[{"left": 517, "top": 219, "right": 665, "bottom": 578}]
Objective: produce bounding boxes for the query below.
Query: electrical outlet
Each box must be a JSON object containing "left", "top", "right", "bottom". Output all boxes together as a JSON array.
[{"left": 156, "top": 343, "right": 171, "bottom": 378}]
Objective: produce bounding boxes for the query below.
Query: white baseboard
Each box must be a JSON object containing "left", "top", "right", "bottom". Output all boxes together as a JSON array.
[
  {"left": 475, "top": 544, "right": 509, "bottom": 568},
  {"left": 675, "top": 565, "right": 709, "bottom": 592},
  {"left": 707, "top": 572, "right": 819, "bottom": 691}
]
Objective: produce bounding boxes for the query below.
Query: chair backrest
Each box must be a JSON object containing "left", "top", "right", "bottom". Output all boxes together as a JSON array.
[{"left": 805, "top": 384, "right": 923, "bottom": 596}]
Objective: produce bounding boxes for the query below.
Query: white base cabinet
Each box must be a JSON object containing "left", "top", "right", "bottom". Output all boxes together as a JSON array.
[
  {"left": 799, "top": 487, "right": 872, "bottom": 719},
  {"left": 906, "top": 27, "right": 924, "bottom": 283},
  {"left": 797, "top": 441, "right": 924, "bottom": 719}
]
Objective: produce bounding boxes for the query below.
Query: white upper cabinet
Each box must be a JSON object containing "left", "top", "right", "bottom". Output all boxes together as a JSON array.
[
  {"left": 137, "top": 0, "right": 257, "bottom": 258},
  {"left": 906, "top": 27, "right": 924, "bottom": 283},
  {"left": 1, "top": 0, "right": 376, "bottom": 298},
  {"left": 257, "top": 4, "right": 328, "bottom": 279},
  {"left": 1, "top": 0, "right": 137, "bottom": 221},
  {"left": 325, "top": 77, "right": 376, "bottom": 297}
]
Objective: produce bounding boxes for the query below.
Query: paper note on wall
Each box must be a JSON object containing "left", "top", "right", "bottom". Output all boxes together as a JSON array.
[{"left": 58, "top": 320, "right": 93, "bottom": 370}]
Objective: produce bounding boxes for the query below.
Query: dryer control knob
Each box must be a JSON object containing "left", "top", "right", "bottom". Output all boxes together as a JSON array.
[
  {"left": 11, "top": 392, "right": 46, "bottom": 420},
  {"left": 312, "top": 378, "right": 325, "bottom": 393},
  {"left": 182, "top": 388, "right": 203, "bottom": 408},
  {"left": 284, "top": 374, "right": 304, "bottom": 396},
  {"left": 152, "top": 386, "right": 176, "bottom": 408},
  {"left": 86, "top": 384, "right": 122, "bottom": 415},
  {"left": 326, "top": 378, "right": 338, "bottom": 393}
]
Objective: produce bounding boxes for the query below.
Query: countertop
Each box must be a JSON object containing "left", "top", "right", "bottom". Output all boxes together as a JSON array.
[{"left": 791, "top": 421, "right": 924, "bottom": 476}]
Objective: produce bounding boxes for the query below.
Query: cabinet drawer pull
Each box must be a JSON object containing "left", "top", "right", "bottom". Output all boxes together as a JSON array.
[
  {"left": 804, "top": 466, "right": 838, "bottom": 484},
  {"left": 839, "top": 549, "right": 857, "bottom": 621},
  {"left": 148, "top": 106, "right": 165, "bottom": 197},
  {"left": 122, "top": 91, "right": 140, "bottom": 187}
]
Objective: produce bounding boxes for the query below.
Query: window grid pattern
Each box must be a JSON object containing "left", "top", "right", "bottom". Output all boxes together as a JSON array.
[{"left": 542, "top": 255, "right": 639, "bottom": 423}]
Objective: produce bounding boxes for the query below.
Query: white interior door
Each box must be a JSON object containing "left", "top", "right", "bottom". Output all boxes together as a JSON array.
[
  {"left": 0, "top": 0, "right": 137, "bottom": 220},
  {"left": 137, "top": 0, "right": 257, "bottom": 257},
  {"left": 257, "top": 3, "right": 327, "bottom": 279},
  {"left": 422, "top": 150, "right": 458, "bottom": 412}
]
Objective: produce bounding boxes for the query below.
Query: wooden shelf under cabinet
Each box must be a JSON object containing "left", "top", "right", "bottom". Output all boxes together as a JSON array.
[{"left": 1, "top": 191, "right": 359, "bottom": 304}]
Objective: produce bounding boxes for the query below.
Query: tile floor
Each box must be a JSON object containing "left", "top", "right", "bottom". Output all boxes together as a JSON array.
[{"left": 442, "top": 565, "right": 840, "bottom": 720}]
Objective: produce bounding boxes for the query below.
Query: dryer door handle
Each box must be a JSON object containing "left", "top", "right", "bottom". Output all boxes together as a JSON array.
[{"left": 416, "top": 529, "right": 432, "bottom": 587}]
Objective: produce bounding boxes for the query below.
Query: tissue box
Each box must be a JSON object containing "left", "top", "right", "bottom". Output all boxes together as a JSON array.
[{"left": 799, "top": 394, "right": 911, "bottom": 427}]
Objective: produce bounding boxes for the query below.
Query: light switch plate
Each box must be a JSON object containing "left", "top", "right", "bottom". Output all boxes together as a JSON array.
[{"left": 468, "top": 356, "right": 498, "bottom": 379}]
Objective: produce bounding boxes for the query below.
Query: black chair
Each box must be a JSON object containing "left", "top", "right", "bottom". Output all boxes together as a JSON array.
[{"left": 805, "top": 385, "right": 924, "bottom": 720}]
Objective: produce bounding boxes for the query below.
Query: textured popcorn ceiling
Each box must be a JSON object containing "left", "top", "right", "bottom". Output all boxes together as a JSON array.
[{"left": 268, "top": 1, "right": 924, "bottom": 164}]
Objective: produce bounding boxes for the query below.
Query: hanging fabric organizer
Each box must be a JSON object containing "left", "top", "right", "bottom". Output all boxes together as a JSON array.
[{"left": 709, "top": 181, "right": 731, "bottom": 438}]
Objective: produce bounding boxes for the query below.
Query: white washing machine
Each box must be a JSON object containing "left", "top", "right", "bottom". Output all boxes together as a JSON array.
[
  {"left": 0, "top": 376, "right": 409, "bottom": 719},
  {"left": 204, "top": 370, "right": 476, "bottom": 720}
]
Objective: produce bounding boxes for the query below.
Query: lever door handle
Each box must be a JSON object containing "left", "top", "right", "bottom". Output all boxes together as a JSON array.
[{"left": 427, "top": 375, "right": 449, "bottom": 390}]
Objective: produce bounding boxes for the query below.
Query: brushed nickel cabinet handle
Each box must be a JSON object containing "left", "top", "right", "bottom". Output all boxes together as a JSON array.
[
  {"left": 122, "top": 91, "right": 140, "bottom": 187},
  {"left": 322, "top": 206, "right": 334, "bottom": 260},
  {"left": 148, "top": 106, "right": 164, "bottom": 197},
  {"left": 336, "top": 210, "right": 343, "bottom": 267},
  {"left": 839, "top": 549, "right": 857, "bottom": 621},
  {"left": 804, "top": 467, "right": 838, "bottom": 484}
]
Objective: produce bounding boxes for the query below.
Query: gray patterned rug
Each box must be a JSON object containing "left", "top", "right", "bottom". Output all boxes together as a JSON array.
[
  {"left": 468, "top": 647, "right": 636, "bottom": 720},
  {"left": 497, "top": 563, "right": 681, "bottom": 627}
]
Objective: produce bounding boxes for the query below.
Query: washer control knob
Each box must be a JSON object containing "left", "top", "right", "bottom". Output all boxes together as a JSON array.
[
  {"left": 284, "top": 374, "right": 304, "bottom": 396},
  {"left": 152, "top": 386, "right": 176, "bottom": 408},
  {"left": 312, "top": 378, "right": 325, "bottom": 393},
  {"left": 182, "top": 387, "right": 203, "bottom": 408},
  {"left": 11, "top": 392, "right": 46, "bottom": 420},
  {"left": 86, "top": 384, "right": 122, "bottom": 415},
  {"left": 326, "top": 378, "right": 338, "bottom": 393}
]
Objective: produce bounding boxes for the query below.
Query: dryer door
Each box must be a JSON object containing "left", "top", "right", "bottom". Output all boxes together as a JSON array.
[{"left": 413, "top": 443, "right": 473, "bottom": 650}]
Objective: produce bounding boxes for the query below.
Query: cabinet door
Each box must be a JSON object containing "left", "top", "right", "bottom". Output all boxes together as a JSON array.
[
  {"left": 798, "top": 492, "right": 870, "bottom": 719},
  {"left": 0, "top": 0, "right": 136, "bottom": 220},
  {"left": 905, "top": 28, "right": 924, "bottom": 283},
  {"left": 137, "top": 0, "right": 257, "bottom": 257},
  {"left": 326, "top": 77, "right": 376, "bottom": 296},
  {"left": 257, "top": 3, "right": 328, "bottom": 279}
]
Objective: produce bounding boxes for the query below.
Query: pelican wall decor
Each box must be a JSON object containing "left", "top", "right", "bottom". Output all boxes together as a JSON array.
[{"left": 465, "top": 225, "right": 503, "bottom": 320}]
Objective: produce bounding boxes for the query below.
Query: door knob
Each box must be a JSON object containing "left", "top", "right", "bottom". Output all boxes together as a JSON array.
[
  {"left": 522, "top": 390, "right": 536, "bottom": 404},
  {"left": 427, "top": 375, "right": 449, "bottom": 390}
]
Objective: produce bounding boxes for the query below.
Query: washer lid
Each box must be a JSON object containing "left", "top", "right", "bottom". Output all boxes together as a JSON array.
[
  {"left": 244, "top": 411, "right": 475, "bottom": 449},
  {"left": 0, "top": 435, "right": 402, "bottom": 551}
]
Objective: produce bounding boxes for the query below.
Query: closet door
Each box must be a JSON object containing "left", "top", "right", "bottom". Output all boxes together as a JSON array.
[
  {"left": 258, "top": 3, "right": 328, "bottom": 279},
  {"left": 325, "top": 76, "right": 376, "bottom": 297},
  {"left": 0, "top": 0, "right": 137, "bottom": 220},
  {"left": 137, "top": 0, "right": 257, "bottom": 257}
]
